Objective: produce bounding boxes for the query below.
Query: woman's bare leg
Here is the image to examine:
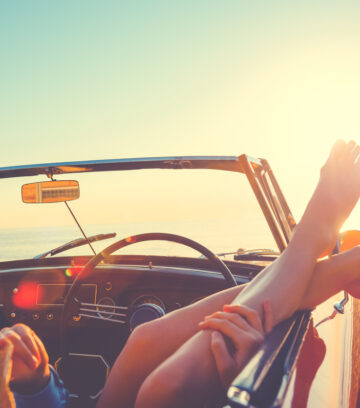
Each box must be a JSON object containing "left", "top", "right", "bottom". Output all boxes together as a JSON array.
[
  {"left": 98, "top": 242, "right": 360, "bottom": 408},
  {"left": 301, "top": 245, "right": 360, "bottom": 309},
  {"left": 236, "top": 140, "right": 360, "bottom": 323},
  {"left": 134, "top": 140, "right": 360, "bottom": 408}
]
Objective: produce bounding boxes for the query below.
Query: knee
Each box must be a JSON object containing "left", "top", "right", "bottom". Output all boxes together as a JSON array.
[{"left": 126, "top": 319, "right": 162, "bottom": 353}]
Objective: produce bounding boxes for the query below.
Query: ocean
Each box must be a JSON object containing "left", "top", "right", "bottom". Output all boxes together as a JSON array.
[{"left": 0, "top": 218, "right": 277, "bottom": 262}]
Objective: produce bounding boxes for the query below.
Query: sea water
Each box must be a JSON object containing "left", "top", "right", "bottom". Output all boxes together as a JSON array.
[{"left": 0, "top": 218, "right": 277, "bottom": 262}]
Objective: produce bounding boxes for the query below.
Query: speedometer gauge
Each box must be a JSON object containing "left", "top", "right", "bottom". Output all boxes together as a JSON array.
[{"left": 131, "top": 295, "right": 166, "bottom": 312}]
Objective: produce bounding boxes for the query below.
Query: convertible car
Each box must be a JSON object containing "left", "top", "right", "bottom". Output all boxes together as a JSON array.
[{"left": 0, "top": 155, "right": 358, "bottom": 407}]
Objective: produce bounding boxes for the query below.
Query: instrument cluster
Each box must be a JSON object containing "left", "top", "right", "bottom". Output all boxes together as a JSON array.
[{"left": 1, "top": 260, "right": 234, "bottom": 336}]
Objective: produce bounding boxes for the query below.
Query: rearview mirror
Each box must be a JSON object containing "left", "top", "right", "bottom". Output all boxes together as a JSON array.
[{"left": 22, "top": 180, "right": 80, "bottom": 203}]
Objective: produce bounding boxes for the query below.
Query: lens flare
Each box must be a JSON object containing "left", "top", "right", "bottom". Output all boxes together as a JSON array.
[
  {"left": 13, "top": 282, "right": 42, "bottom": 309},
  {"left": 65, "top": 269, "right": 73, "bottom": 277},
  {"left": 65, "top": 266, "right": 83, "bottom": 278}
]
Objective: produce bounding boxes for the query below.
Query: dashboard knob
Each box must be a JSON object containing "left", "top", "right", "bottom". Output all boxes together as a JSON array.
[{"left": 129, "top": 303, "right": 165, "bottom": 331}]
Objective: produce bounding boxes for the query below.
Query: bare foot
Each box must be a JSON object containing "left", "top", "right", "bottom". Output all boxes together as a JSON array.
[{"left": 295, "top": 140, "right": 360, "bottom": 254}]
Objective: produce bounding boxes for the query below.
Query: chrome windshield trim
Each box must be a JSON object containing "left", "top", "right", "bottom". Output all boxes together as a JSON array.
[{"left": 0, "top": 155, "right": 263, "bottom": 179}]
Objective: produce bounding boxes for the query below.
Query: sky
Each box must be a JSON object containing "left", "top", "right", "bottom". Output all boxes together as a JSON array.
[{"left": 2, "top": 0, "right": 360, "bottom": 233}]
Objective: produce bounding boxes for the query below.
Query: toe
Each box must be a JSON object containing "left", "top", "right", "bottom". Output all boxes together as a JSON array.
[
  {"left": 342, "top": 140, "right": 356, "bottom": 160},
  {"left": 328, "top": 139, "right": 346, "bottom": 161},
  {"left": 350, "top": 145, "right": 360, "bottom": 163}
]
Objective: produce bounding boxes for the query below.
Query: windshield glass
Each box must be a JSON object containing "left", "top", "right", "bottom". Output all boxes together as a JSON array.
[{"left": 0, "top": 168, "right": 277, "bottom": 261}]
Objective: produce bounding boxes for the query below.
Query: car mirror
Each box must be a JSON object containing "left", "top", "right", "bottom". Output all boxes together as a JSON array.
[
  {"left": 319, "top": 229, "right": 360, "bottom": 258},
  {"left": 338, "top": 229, "right": 360, "bottom": 252},
  {"left": 22, "top": 180, "right": 80, "bottom": 203}
]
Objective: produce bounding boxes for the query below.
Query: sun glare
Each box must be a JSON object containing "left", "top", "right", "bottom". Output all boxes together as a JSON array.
[{"left": 12, "top": 282, "right": 42, "bottom": 310}]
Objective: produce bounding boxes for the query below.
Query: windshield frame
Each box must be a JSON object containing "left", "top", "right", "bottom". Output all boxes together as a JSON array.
[{"left": 0, "top": 155, "right": 295, "bottom": 253}]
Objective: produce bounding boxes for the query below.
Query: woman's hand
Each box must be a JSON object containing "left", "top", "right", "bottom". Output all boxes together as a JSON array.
[
  {"left": 199, "top": 300, "right": 273, "bottom": 388},
  {"left": 0, "top": 324, "right": 50, "bottom": 394}
]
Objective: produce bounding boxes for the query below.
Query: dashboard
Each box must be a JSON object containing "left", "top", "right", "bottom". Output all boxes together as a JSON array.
[{"left": 0, "top": 255, "right": 261, "bottom": 403}]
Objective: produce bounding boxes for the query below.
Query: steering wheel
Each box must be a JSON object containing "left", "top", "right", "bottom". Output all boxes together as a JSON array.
[{"left": 61, "top": 232, "right": 237, "bottom": 353}]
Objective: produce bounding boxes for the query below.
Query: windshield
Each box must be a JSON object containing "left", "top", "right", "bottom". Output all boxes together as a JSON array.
[{"left": 0, "top": 167, "right": 277, "bottom": 261}]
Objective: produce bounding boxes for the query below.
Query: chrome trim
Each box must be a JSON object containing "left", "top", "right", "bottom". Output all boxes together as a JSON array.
[
  {"left": 227, "top": 387, "right": 251, "bottom": 406},
  {"left": 131, "top": 294, "right": 166, "bottom": 311},
  {"left": 78, "top": 313, "right": 126, "bottom": 324},
  {"left": 79, "top": 307, "right": 127, "bottom": 318},
  {"left": 80, "top": 301, "right": 128, "bottom": 310}
]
